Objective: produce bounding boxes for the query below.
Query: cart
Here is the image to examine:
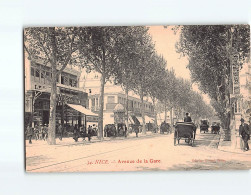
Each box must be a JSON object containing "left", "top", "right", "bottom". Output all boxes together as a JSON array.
[
  {"left": 174, "top": 122, "right": 196, "bottom": 147},
  {"left": 200, "top": 120, "right": 209, "bottom": 133},
  {"left": 211, "top": 122, "right": 220, "bottom": 134}
]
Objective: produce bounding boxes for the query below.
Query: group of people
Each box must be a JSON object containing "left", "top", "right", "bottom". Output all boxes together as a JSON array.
[{"left": 25, "top": 123, "right": 48, "bottom": 144}]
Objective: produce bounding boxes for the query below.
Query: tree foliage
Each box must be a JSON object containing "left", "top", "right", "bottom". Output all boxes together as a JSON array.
[{"left": 177, "top": 25, "right": 250, "bottom": 127}]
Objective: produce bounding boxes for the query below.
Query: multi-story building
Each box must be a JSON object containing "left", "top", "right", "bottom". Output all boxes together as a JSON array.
[
  {"left": 24, "top": 56, "right": 97, "bottom": 129},
  {"left": 80, "top": 71, "right": 155, "bottom": 126}
]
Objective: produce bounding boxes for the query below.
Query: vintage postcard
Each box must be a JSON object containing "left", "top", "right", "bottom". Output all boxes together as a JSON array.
[{"left": 24, "top": 25, "right": 251, "bottom": 172}]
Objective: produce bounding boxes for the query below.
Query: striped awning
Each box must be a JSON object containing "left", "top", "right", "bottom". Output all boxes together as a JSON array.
[{"left": 67, "top": 104, "right": 98, "bottom": 116}]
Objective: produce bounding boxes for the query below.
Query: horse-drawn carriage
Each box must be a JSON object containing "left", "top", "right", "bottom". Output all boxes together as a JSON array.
[
  {"left": 104, "top": 124, "right": 117, "bottom": 137},
  {"left": 160, "top": 122, "right": 171, "bottom": 134},
  {"left": 200, "top": 120, "right": 209, "bottom": 133},
  {"left": 211, "top": 122, "right": 220, "bottom": 134},
  {"left": 174, "top": 122, "right": 196, "bottom": 147},
  {"left": 73, "top": 130, "right": 93, "bottom": 142},
  {"left": 147, "top": 122, "right": 158, "bottom": 133},
  {"left": 104, "top": 123, "right": 127, "bottom": 137}
]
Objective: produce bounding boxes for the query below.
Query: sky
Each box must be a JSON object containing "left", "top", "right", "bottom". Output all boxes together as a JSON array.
[
  {"left": 148, "top": 26, "right": 190, "bottom": 79},
  {"left": 148, "top": 26, "right": 211, "bottom": 104}
]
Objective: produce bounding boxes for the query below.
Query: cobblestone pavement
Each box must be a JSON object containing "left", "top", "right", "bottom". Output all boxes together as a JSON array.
[{"left": 25, "top": 131, "right": 251, "bottom": 172}]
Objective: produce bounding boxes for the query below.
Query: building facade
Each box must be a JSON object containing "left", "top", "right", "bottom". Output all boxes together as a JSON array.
[
  {"left": 80, "top": 70, "right": 155, "bottom": 127},
  {"left": 24, "top": 56, "right": 97, "bottom": 130}
]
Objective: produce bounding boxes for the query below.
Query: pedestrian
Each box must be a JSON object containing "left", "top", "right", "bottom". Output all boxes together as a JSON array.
[
  {"left": 34, "top": 124, "right": 39, "bottom": 140},
  {"left": 135, "top": 125, "right": 139, "bottom": 137},
  {"left": 39, "top": 124, "right": 43, "bottom": 140},
  {"left": 25, "top": 125, "right": 33, "bottom": 144},
  {"left": 88, "top": 125, "right": 93, "bottom": 136},
  {"left": 73, "top": 124, "right": 79, "bottom": 142},
  {"left": 58, "top": 124, "right": 63, "bottom": 141},
  {"left": 124, "top": 125, "right": 127, "bottom": 138},
  {"left": 239, "top": 118, "right": 250, "bottom": 151},
  {"left": 43, "top": 124, "right": 48, "bottom": 141},
  {"left": 184, "top": 113, "right": 192, "bottom": 122}
]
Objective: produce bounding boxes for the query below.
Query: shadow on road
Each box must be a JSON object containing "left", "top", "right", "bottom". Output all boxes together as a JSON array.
[{"left": 169, "top": 159, "right": 251, "bottom": 171}]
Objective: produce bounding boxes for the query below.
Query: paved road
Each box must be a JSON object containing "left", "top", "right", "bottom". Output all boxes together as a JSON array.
[{"left": 26, "top": 132, "right": 251, "bottom": 172}]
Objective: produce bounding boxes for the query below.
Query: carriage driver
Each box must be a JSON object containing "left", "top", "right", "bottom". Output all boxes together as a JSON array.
[{"left": 184, "top": 113, "right": 192, "bottom": 122}]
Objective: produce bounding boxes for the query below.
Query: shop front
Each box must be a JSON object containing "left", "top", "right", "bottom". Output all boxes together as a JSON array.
[{"left": 24, "top": 87, "right": 95, "bottom": 131}]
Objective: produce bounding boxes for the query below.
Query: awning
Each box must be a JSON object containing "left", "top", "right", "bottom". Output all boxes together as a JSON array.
[
  {"left": 136, "top": 116, "right": 143, "bottom": 124},
  {"left": 128, "top": 115, "right": 134, "bottom": 124},
  {"left": 67, "top": 104, "right": 98, "bottom": 116}
]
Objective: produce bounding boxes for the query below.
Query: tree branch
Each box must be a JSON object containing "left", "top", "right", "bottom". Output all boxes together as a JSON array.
[{"left": 56, "top": 33, "right": 76, "bottom": 76}]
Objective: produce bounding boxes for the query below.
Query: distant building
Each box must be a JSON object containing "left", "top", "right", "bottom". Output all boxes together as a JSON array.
[{"left": 80, "top": 70, "right": 155, "bottom": 127}]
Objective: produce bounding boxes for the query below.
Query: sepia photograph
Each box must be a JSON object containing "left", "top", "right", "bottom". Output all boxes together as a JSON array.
[{"left": 24, "top": 25, "right": 251, "bottom": 172}]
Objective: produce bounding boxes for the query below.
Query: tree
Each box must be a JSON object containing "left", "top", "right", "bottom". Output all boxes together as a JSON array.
[
  {"left": 127, "top": 32, "right": 156, "bottom": 134},
  {"left": 24, "top": 27, "right": 80, "bottom": 145},
  {"left": 177, "top": 25, "right": 250, "bottom": 130},
  {"left": 112, "top": 26, "right": 152, "bottom": 132},
  {"left": 78, "top": 27, "right": 131, "bottom": 140},
  {"left": 145, "top": 54, "right": 167, "bottom": 128},
  {"left": 111, "top": 26, "right": 157, "bottom": 134}
]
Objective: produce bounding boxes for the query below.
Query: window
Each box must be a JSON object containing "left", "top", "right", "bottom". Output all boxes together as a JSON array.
[
  {"left": 61, "top": 76, "right": 64, "bottom": 84},
  {"left": 64, "top": 76, "right": 69, "bottom": 86},
  {"left": 31, "top": 67, "right": 34, "bottom": 76},
  {"left": 35, "top": 69, "right": 40, "bottom": 82},
  {"left": 69, "top": 79, "right": 73, "bottom": 87},
  {"left": 45, "top": 72, "right": 51, "bottom": 84},
  {"left": 96, "top": 98, "right": 99, "bottom": 107},
  {"left": 107, "top": 96, "right": 115, "bottom": 103},
  {"left": 31, "top": 67, "right": 35, "bottom": 81},
  {"left": 92, "top": 98, "right": 95, "bottom": 107},
  {"left": 35, "top": 69, "right": 40, "bottom": 77},
  {"left": 41, "top": 71, "right": 45, "bottom": 84}
]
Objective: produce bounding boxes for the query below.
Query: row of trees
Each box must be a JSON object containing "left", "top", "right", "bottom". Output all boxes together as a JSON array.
[
  {"left": 24, "top": 26, "right": 213, "bottom": 145},
  {"left": 177, "top": 25, "right": 250, "bottom": 131}
]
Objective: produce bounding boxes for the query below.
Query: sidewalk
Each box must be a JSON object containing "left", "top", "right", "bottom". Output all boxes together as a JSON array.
[
  {"left": 25, "top": 131, "right": 161, "bottom": 148},
  {"left": 218, "top": 133, "right": 251, "bottom": 155}
]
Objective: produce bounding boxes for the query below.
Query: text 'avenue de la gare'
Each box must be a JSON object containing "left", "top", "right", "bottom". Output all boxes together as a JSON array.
[{"left": 87, "top": 159, "right": 161, "bottom": 165}]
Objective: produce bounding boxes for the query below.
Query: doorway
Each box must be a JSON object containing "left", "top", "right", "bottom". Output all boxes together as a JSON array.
[{"left": 43, "top": 110, "right": 49, "bottom": 125}]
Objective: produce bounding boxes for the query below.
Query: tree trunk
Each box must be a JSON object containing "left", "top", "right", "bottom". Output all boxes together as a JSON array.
[
  {"left": 98, "top": 73, "right": 105, "bottom": 141},
  {"left": 164, "top": 102, "right": 167, "bottom": 122},
  {"left": 140, "top": 88, "right": 146, "bottom": 134},
  {"left": 152, "top": 98, "right": 158, "bottom": 131},
  {"left": 125, "top": 83, "right": 129, "bottom": 137},
  {"left": 47, "top": 65, "right": 57, "bottom": 145},
  {"left": 170, "top": 107, "right": 174, "bottom": 131}
]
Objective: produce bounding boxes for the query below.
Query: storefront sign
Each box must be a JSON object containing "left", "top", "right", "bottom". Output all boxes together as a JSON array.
[
  {"left": 86, "top": 116, "right": 98, "bottom": 122},
  {"left": 231, "top": 53, "right": 240, "bottom": 95}
]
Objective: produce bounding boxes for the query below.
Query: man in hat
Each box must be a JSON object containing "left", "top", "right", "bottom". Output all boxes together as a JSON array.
[
  {"left": 184, "top": 113, "right": 192, "bottom": 122},
  {"left": 239, "top": 118, "right": 250, "bottom": 151}
]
